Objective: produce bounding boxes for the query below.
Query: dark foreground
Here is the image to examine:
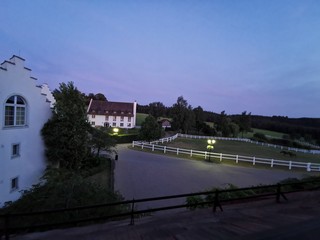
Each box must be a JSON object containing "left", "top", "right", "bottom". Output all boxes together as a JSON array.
[{"left": 11, "top": 190, "right": 320, "bottom": 240}]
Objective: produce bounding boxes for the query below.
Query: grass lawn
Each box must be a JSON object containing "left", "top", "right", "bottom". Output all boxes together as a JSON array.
[
  {"left": 162, "top": 138, "right": 320, "bottom": 164},
  {"left": 136, "top": 113, "right": 148, "bottom": 125},
  {"left": 243, "top": 128, "right": 285, "bottom": 139}
]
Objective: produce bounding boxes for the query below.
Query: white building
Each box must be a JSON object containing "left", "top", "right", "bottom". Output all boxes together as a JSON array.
[
  {"left": 87, "top": 99, "right": 137, "bottom": 128},
  {"left": 0, "top": 55, "right": 53, "bottom": 207}
]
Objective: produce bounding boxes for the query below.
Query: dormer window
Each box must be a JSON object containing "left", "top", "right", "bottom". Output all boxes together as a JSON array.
[{"left": 5, "top": 95, "right": 27, "bottom": 127}]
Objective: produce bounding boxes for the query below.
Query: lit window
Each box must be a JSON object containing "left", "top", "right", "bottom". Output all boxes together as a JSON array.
[
  {"left": 5, "top": 96, "right": 27, "bottom": 127},
  {"left": 11, "top": 177, "right": 19, "bottom": 192},
  {"left": 12, "top": 144, "right": 20, "bottom": 158}
]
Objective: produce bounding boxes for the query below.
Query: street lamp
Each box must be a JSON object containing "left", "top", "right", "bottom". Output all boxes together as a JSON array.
[
  {"left": 113, "top": 128, "right": 119, "bottom": 135},
  {"left": 207, "top": 139, "right": 216, "bottom": 161}
]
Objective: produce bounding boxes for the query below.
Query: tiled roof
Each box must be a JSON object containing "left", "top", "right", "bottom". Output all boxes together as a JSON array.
[{"left": 88, "top": 99, "right": 134, "bottom": 116}]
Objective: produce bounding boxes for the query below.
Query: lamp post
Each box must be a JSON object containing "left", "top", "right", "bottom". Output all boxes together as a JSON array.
[
  {"left": 207, "top": 139, "right": 216, "bottom": 161},
  {"left": 113, "top": 127, "right": 119, "bottom": 135}
]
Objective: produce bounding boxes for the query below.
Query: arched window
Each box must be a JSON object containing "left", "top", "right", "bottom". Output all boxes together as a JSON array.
[{"left": 5, "top": 95, "right": 27, "bottom": 126}]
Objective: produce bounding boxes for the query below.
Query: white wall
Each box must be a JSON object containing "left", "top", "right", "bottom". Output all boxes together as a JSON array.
[
  {"left": 0, "top": 56, "right": 52, "bottom": 207},
  {"left": 88, "top": 114, "right": 135, "bottom": 128}
]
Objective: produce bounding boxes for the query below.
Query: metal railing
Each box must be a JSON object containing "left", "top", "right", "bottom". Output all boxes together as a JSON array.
[{"left": 1, "top": 180, "right": 320, "bottom": 239}]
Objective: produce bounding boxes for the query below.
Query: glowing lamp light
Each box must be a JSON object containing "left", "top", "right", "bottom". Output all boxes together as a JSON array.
[
  {"left": 206, "top": 139, "right": 216, "bottom": 161},
  {"left": 113, "top": 128, "right": 119, "bottom": 134}
]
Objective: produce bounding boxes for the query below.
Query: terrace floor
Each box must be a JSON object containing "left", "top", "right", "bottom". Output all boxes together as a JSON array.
[{"left": 12, "top": 190, "right": 320, "bottom": 240}]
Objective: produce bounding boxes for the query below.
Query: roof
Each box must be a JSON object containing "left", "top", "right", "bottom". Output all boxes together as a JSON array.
[{"left": 87, "top": 99, "right": 134, "bottom": 116}]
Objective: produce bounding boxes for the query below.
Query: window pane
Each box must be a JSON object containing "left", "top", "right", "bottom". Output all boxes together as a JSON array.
[
  {"left": 12, "top": 144, "right": 20, "bottom": 156},
  {"left": 16, "top": 107, "right": 25, "bottom": 125},
  {"left": 11, "top": 177, "right": 19, "bottom": 191},
  {"left": 16, "top": 96, "right": 25, "bottom": 105},
  {"left": 6, "top": 96, "right": 15, "bottom": 104},
  {"left": 5, "top": 106, "right": 14, "bottom": 126}
]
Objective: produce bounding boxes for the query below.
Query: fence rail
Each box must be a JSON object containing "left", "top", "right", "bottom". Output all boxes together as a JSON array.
[
  {"left": 1, "top": 180, "right": 320, "bottom": 239},
  {"left": 167, "top": 134, "right": 320, "bottom": 154},
  {"left": 133, "top": 134, "right": 320, "bottom": 172}
]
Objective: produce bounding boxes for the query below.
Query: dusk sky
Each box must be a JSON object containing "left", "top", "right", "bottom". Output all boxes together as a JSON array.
[{"left": 1, "top": 0, "right": 320, "bottom": 118}]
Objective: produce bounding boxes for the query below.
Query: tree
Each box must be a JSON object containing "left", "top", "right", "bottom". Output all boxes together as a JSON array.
[
  {"left": 171, "top": 96, "right": 195, "bottom": 133},
  {"left": 216, "top": 111, "right": 230, "bottom": 137},
  {"left": 193, "top": 106, "right": 205, "bottom": 134},
  {"left": 42, "top": 82, "right": 92, "bottom": 170},
  {"left": 139, "top": 115, "right": 162, "bottom": 141},
  {"left": 237, "top": 111, "right": 251, "bottom": 137},
  {"left": 90, "top": 127, "right": 116, "bottom": 157},
  {"left": 148, "top": 102, "right": 166, "bottom": 119}
]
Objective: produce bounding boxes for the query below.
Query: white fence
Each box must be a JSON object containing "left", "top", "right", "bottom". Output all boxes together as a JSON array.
[
  {"left": 175, "top": 134, "right": 320, "bottom": 155},
  {"left": 132, "top": 134, "right": 320, "bottom": 172}
]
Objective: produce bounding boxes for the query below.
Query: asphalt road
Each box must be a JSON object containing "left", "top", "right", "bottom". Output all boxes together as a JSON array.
[{"left": 114, "top": 144, "right": 311, "bottom": 209}]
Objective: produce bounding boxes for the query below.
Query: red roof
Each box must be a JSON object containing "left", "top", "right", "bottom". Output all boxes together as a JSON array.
[{"left": 88, "top": 99, "right": 134, "bottom": 116}]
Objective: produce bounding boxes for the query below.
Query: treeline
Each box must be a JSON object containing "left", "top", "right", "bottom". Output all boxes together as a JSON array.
[
  {"left": 249, "top": 115, "right": 320, "bottom": 143},
  {"left": 137, "top": 97, "right": 251, "bottom": 138},
  {"left": 137, "top": 98, "right": 320, "bottom": 145}
]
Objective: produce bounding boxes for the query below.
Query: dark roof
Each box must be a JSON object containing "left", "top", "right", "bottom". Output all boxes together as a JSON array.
[{"left": 88, "top": 99, "right": 134, "bottom": 116}]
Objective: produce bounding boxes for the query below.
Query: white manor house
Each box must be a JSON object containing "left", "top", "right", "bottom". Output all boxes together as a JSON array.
[
  {"left": 0, "top": 55, "right": 53, "bottom": 206},
  {"left": 87, "top": 99, "right": 137, "bottom": 129}
]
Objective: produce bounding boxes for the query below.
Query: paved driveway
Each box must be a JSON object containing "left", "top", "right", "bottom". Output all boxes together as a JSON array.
[{"left": 114, "top": 144, "right": 312, "bottom": 209}]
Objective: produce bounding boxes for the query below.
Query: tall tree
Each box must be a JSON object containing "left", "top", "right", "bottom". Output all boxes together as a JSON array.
[
  {"left": 171, "top": 96, "right": 195, "bottom": 133},
  {"left": 42, "top": 82, "right": 91, "bottom": 170},
  {"left": 139, "top": 115, "right": 162, "bottom": 141},
  {"left": 193, "top": 106, "right": 205, "bottom": 134},
  {"left": 237, "top": 111, "right": 251, "bottom": 137},
  {"left": 90, "top": 127, "right": 116, "bottom": 157},
  {"left": 148, "top": 102, "right": 166, "bottom": 119},
  {"left": 216, "top": 111, "right": 232, "bottom": 137}
]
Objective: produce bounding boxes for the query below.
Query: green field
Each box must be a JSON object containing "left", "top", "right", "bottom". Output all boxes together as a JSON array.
[
  {"left": 136, "top": 113, "right": 148, "bottom": 125},
  {"left": 163, "top": 138, "right": 320, "bottom": 163},
  {"left": 243, "top": 128, "right": 285, "bottom": 139}
]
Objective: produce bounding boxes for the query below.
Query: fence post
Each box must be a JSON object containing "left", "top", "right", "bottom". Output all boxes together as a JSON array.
[
  {"left": 152, "top": 144, "right": 154, "bottom": 151},
  {"left": 177, "top": 148, "right": 179, "bottom": 155},
  {"left": 130, "top": 199, "right": 135, "bottom": 225},
  {"left": 132, "top": 141, "right": 135, "bottom": 148},
  {"left": 253, "top": 157, "right": 255, "bottom": 165},
  {"left": 289, "top": 161, "right": 292, "bottom": 170},
  {"left": 271, "top": 159, "right": 274, "bottom": 168},
  {"left": 307, "top": 163, "right": 311, "bottom": 172},
  {"left": 190, "top": 150, "right": 193, "bottom": 157},
  {"left": 4, "top": 214, "right": 9, "bottom": 240},
  {"left": 204, "top": 152, "right": 207, "bottom": 160},
  {"left": 164, "top": 146, "right": 166, "bottom": 154},
  {"left": 236, "top": 155, "right": 238, "bottom": 163},
  {"left": 276, "top": 184, "right": 288, "bottom": 203},
  {"left": 141, "top": 144, "right": 144, "bottom": 150},
  {"left": 213, "top": 190, "right": 223, "bottom": 212},
  {"left": 220, "top": 153, "right": 222, "bottom": 162}
]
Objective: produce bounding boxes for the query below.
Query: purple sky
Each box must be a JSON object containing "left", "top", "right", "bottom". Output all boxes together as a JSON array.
[{"left": 1, "top": 0, "right": 320, "bottom": 118}]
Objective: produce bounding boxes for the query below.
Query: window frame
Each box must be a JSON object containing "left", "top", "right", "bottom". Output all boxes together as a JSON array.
[
  {"left": 4, "top": 95, "right": 27, "bottom": 127},
  {"left": 10, "top": 176, "right": 19, "bottom": 192},
  {"left": 11, "top": 143, "right": 20, "bottom": 158}
]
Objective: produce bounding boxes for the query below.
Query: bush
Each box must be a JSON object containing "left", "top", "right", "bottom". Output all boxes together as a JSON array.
[{"left": 0, "top": 168, "right": 129, "bottom": 233}]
